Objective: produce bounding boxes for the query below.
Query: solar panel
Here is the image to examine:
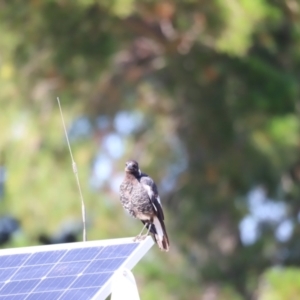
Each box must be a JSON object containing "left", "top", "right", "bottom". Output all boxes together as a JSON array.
[{"left": 0, "top": 236, "right": 154, "bottom": 300}]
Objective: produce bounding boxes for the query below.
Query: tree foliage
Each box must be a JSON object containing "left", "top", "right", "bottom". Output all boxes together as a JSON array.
[{"left": 1, "top": 0, "right": 300, "bottom": 298}]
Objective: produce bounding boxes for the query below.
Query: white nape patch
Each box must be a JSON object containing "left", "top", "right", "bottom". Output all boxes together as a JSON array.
[
  {"left": 153, "top": 217, "right": 163, "bottom": 242},
  {"left": 138, "top": 169, "right": 141, "bottom": 176}
]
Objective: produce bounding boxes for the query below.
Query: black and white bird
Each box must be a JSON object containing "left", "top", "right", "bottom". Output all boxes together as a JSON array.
[{"left": 119, "top": 160, "right": 169, "bottom": 251}]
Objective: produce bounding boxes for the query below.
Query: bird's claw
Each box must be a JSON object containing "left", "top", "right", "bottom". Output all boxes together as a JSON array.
[{"left": 133, "top": 234, "right": 148, "bottom": 242}]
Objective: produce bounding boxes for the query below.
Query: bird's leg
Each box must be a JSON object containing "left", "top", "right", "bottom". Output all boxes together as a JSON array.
[
  {"left": 133, "top": 223, "right": 147, "bottom": 241},
  {"left": 138, "top": 224, "right": 152, "bottom": 241},
  {"left": 145, "top": 224, "right": 151, "bottom": 236}
]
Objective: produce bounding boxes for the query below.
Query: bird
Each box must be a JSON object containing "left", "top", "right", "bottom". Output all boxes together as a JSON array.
[{"left": 119, "top": 160, "right": 169, "bottom": 251}]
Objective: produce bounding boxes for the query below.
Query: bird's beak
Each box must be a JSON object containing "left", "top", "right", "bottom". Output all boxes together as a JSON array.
[{"left": 125, "top": 162, "right": 134, "bottom": 172}]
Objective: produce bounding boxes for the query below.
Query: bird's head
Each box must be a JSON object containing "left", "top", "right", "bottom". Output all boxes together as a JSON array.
[{"left": 125, "top": 160, "right": 141, "bottom": 176}]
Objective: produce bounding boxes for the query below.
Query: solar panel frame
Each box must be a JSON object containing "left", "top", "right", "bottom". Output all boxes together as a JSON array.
[
  {"left": 93, "top": 237, "right": 153, "bottom": 300},
  {"left": 0, "top": 237, "right": 154, "bottom": 300}
]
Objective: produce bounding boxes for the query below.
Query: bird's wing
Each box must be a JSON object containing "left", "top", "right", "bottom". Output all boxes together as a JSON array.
[{"left": 140, "top": 175, "right": 165, "bottom": 220}]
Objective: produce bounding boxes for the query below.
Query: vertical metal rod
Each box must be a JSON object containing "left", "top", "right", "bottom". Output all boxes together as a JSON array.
[{"left": 57, "top": 97, "right": 87, "bottom": 242}]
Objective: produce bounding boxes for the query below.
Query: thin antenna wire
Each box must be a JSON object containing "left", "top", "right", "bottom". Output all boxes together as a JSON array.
[{"left": 57, "top": 97, "right": 87, "bottom": 242}]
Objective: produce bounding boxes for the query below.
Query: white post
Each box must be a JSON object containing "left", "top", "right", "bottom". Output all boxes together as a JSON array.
[{"left": 111, "top": 268, "right": 140, "bottom": 300}]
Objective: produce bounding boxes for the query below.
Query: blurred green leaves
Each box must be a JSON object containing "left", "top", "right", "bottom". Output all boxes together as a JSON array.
[
  {"left": 1, "top": 0, "right": 300, "bottom": 299},
  {"left": 216, "top": 0, "right": 269, "bottom": 55},
  {"left": 259, "top": 268, "right": 300, "bottom": 300}
]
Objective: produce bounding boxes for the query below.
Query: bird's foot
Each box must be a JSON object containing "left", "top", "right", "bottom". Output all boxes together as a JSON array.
[
  {"left": 133, "top": 235, "right": 141, "bottom": 242},
  {"left": 133, "top": 234, "right": 148, "bottom": 242}
]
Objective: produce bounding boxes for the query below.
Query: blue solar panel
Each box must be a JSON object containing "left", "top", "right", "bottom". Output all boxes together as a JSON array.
[{"left": 0, "top": 237, "right": 153, "bottom": 300}]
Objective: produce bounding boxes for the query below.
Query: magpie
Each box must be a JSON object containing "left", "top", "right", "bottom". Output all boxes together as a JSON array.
[{"left": 119, "top": 160, "right": 169, "bottom": 251}]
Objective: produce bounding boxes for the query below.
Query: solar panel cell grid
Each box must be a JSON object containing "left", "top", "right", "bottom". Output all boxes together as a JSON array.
[
  {"left": 60, "top": 247, "right": 102, "bottom": 262},
  {"left": 47, "top": 261, "right": 87, "bottom": 277},
  {"left": 59, "top": 287, "right": 100, "bottom": 300},
  {"left": 25, "top": 251, "right": 66, "bottom": 265},
  {"left": 25, "top": 290, "right": 62, "bottom": 300},
  {"left": 0, "top": 238, "right": 152, "bottom": 300},
  {"left": 0, "top": 254, "right": 29, "bottom": 268},
  {"left": 1, "top": 279, "right": 39, "bottom": 295},
  {"left": 12, "top": 265, "right": 53, "bottom": 280}
]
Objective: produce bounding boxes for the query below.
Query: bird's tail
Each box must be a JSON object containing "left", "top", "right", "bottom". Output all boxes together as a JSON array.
[{"left": 152, "top": 216, "right": 169, "bottom": 252}]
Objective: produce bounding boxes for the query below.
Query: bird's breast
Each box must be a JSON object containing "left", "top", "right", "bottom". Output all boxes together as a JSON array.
[{"left": 120, "top": 179, "right": 154, "bottom": 219}]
